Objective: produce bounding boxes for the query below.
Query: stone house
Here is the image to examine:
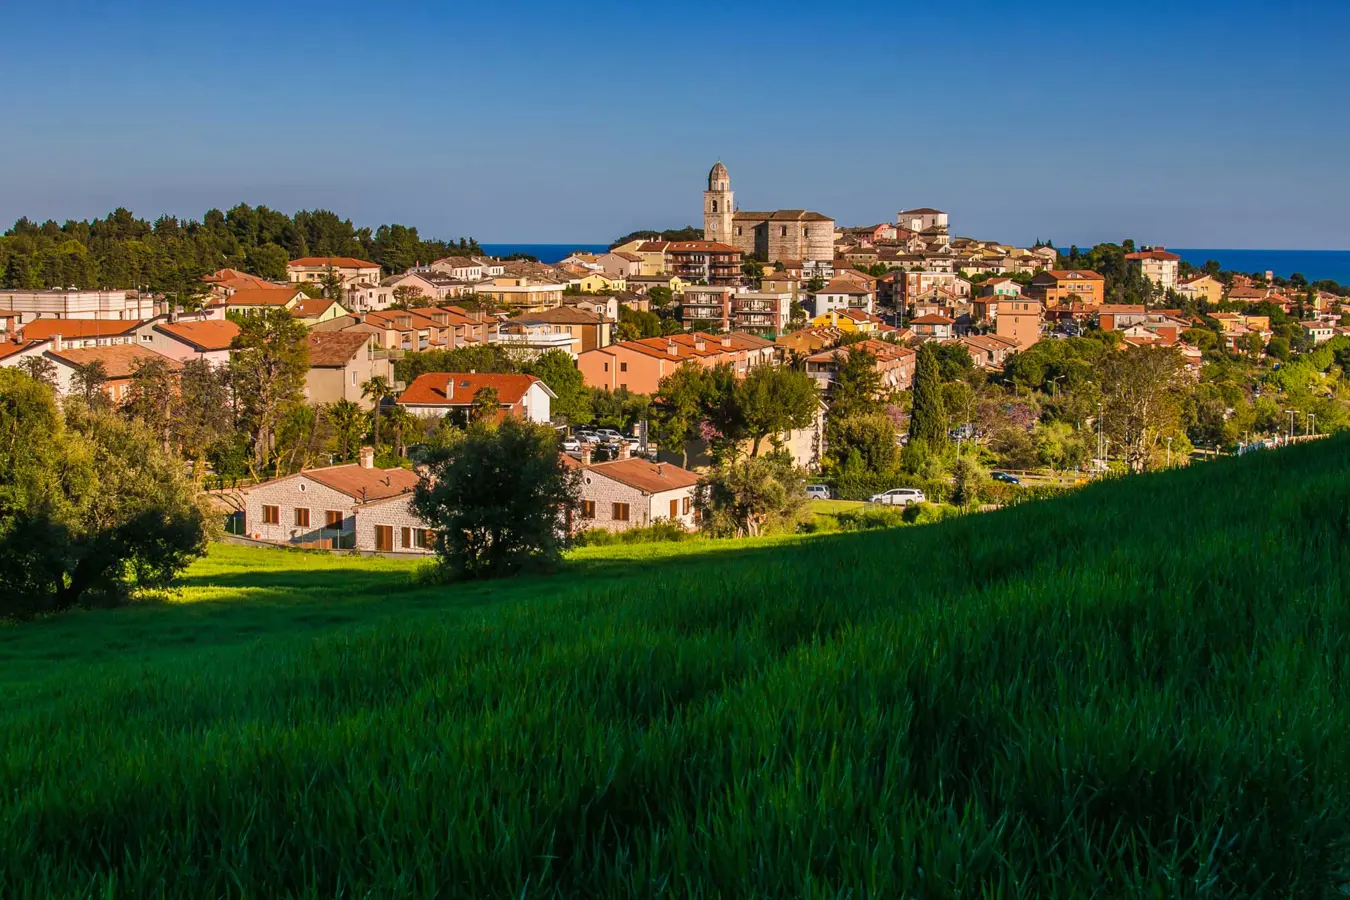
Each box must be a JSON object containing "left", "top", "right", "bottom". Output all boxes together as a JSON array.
[
  {"left": 241, "top": 448, "right": 429, "bottom": 553},
  {"left": 568, "top": 450, "right": 701, "bottom": 533}
]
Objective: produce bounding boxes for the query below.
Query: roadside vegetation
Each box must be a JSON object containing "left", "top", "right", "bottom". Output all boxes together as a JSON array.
[{"left": 2, "top": 435, "right": 1349, "bottom": 894}]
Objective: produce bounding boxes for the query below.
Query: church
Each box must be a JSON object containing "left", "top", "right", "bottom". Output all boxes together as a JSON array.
[{"left": 703, "top": 161, "right": 835, "bottom": 263}]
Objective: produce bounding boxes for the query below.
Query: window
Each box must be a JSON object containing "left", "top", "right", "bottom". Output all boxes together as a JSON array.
[
  {"left": 780, "top": 226, "right": 787, "bottom": 237},
  {"left": 620, "top": 362, "right": 628, "bottom": 372},
  {"left": 582, "top": 500, "right": 596, "bottom": 519},
  {"left": 294, "top": 508, "right": 310, "bottom": 527},
  {"left": 374, "top": 525, "right": 394, "bottom": 552},
  {"left": 262, "top": 505, "right": 279, "bottom": 525},
  {"left": 401, "top": 527, "right": 412, "bottom": 549},
  {"left": 352, "top": 371, "right": 357, "bottom": 385},
  {"left": 326, "top": 510, "right": 344, "bottom": 528},
  {"left": 414, "top": 529, "right": 433, "bottom": 549},
  {"left": 682, "top": 497, "right": 692, "bottom": 515},
  {"left": 612, "top": 502, "right": 630, "bottom": 522},
  {"left": 604, "top": 362, "right": 609, "bottom": 372},
  {"left": 670, "top": 498, "right": 679, "bottom": 519}
]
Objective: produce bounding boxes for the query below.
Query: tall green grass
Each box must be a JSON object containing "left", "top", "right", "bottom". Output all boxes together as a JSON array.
[{"left": 3, "top": 439, "right": 1350, "bottom": 896}]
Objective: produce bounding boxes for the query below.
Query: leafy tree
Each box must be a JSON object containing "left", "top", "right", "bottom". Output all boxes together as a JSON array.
[
  {"left": 618, "top": 305, "right": 663, "bottom": 340},
  {"left": 121, "top": 356, "right": 178, "bottom": 450},
  {"left": 1266, "top": 336, "right": 1291, "bottom": 361},
  {"left": 699, "top": 451, "right": 806, "bottom": 537},
  {"left": 153, "top": 262, "right": 211, "bottom": 315},
  {"left": 71, "top": 360, "right": 109, "bottom": 407},
  {"left": 646, "top": 285, "right": 675, "bottom": 313},
  {"left": 590, "top": 387, "right": 648, "bottom": 431},
  {"left": 526, "top": 349, "right": 589, "bottom": 423},
  {"left": 0, "top": 372, "right": 209, "bottom": 618},
  {"left": 827, "top": 412, "right": 899, "bottom": 473},
  {"left": 1100, "top": 346, "right": 1186, "bottom": 472},
  {"left": 412, "top": 417, "right": 579, "bottom": 579},
  {"left": 361, "top": 374, "right": 393, "bottom": 448},
  {"left": 327, "top": 399, "right": 367, "bottom": 461},
  {"left": 175, "top": 360, "right": 234, "bottom": 482},
  {"left": 950, "top": 456, "right": 987, "bottom": 507},
  {"left": 806, "top": 276, "right": 826, "bottom": 293},
  {"left": 908, "top": 343, "right": 948, "bottom": 447},
  {"left": 319, "top": 267, "right": 344, "bottom": 301},
  {"left": 928, "top": 342, "right": 974, "bottom": 381},
  {"left": 383, "top": 404, "right": 423, "bottom": 457},
  {"left": 395, "top": 344, "right": 518, "bottom": 383},
  {"left": 652, "top": 364, "right": 709, "bottom": 467},
  {"left": 391, "top": 284, "right": 430, "bottom": 309},
  {"left": 275, "top": 403, "right": 333, "bottom": 474},
  {"left": 737, "top": 364, "right": 819, "bottom": 456},
  {"left": 829, "top": 347, "right": 884, "bottom": 419},
  {"left": 229, "top": 309, "right": 310, "bottom": 475},
  {"left": 15, "top": 355, "right": 56, "bottom": 387}
]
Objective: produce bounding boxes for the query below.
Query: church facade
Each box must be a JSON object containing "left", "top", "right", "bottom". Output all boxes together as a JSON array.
[{"left": 702, "top": 161, "right": 834, "bottom": 264}]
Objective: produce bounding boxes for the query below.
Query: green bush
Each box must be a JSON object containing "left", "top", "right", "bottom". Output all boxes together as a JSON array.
[
  {"left": 572, "top": 521, "right": 693, "bottom": 547},
  {"left": 832, "top": 507, "right": 910, "bottom": 531}
]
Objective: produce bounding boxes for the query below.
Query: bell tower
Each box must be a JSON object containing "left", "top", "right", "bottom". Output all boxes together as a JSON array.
[{"left": 703, "top": 160, "right": 734, "bottom": 245}]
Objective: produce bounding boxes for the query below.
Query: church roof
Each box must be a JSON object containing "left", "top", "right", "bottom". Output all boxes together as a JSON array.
[{"left": 733, "top": 209, "right": 833, "bottom": 223}]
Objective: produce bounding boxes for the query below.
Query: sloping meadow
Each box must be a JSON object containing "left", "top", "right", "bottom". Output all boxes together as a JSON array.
[{"left": 3, "top": 440, "right": 1350, "bottom": 896}]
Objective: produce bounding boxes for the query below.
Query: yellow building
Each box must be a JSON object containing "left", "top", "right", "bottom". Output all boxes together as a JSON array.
[
  {"left": 291, "top": 297, "right": 351, "bottom": 326},
  {"left": 570, "top": 272, "right": 627, "bottom": 293},
  {"left": 808, "top": 309, "right": 881, "bottom": 334},
  {"left": 1176, "top": 273, "right": 1223, "bottom": 305}
]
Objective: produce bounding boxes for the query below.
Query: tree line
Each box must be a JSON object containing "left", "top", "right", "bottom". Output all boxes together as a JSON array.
[{"left": 0, "top": 205, "right": 482, "bottom": 291}]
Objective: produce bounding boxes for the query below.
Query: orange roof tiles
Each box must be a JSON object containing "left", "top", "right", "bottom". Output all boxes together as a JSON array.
[
  {"left": 398, "top": 372, "right": 545, "bottom": 407},
  {"left": 307, "top": 331, "right": 373, "bottom": 367},
  {"left": 288, "top": 256, "right": 380, "bottom": 269},
  {"left": 155, "top": 319, "right": 240, "bottom": 351},
  {"left": 304, "top": 464, "right": 419, "bottom": 502},
  {"left": 19, "top": 318, "right": 140, "bottom": 340},
  {"left": 587, "top": 457, "right": 701, "bottom": 494},
  {"left": 47, "top": 345, "right": 181, "bottom": 379},
  {"left": 226, "top": 287, "right": 302, "bottom": 307}
]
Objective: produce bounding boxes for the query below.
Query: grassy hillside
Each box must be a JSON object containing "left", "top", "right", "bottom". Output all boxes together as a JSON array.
[{"left": 4, "top": 439, "right": 1350, "bottom": 896}]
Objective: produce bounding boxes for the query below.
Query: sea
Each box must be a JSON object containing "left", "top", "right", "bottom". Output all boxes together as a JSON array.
[
  {"left": 481, "top": 243, "right": 610, "bottom": 264},
  {"left": 481, "top": 243, "right": 1350, "bottom": 286},
  {"left": 1163, "top": 249, "right": 1349, "bottom": 285}
]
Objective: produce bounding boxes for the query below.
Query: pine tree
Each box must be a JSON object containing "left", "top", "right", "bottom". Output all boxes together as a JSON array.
[{"left": 908, "top": 343, "right": 947, "bottom": 447}]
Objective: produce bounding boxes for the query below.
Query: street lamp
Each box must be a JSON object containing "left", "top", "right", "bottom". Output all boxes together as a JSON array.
[
  {"left": 1308, "top": 412, "right": 1316, "bottom": 437},
  {"left": 1288, "top": 409, "right": 1296, "bottom": 442},
  {"left": 1166, "top": 436, "right": 1173, "bottom": 468}
]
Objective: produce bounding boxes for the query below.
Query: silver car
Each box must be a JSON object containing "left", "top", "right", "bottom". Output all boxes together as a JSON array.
[
  {"left": 867, "top": 488, "right": 926, "bottom": 507},
  {"left": 805, "top": 484, "right": 832, "bottom": 500}
]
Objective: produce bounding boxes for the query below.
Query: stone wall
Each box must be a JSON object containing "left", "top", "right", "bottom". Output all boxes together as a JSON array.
[
  {"left": 577, "top": 469, "right": 697, "bottom": 533},
  {"left": 355, "top": 494, "right": 435, "bottom": 553},
  {"left": 242, "top": 476, "right": 357, "bottom": 546}
]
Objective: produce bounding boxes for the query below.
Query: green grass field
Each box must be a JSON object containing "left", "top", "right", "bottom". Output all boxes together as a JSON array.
[{"left": 4, "top": 438, "right": 1350, "bottom": 896}]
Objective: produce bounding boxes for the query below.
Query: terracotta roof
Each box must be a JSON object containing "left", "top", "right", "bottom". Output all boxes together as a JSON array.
[
  {"left": 899, "top": 207, "right": 945, "bottom": 215},
  {"left": 19, "top": 318, "right": 141, "bottom": 340},
  {"left": 1097, "top": 304, "right": 1146, "bottom": 314},
  {"left": 155, "top": 319, "right": 240, "bottom": 352},
  {"left": 511, "top": 306, "right": 602, "bottom": 325},
  {"left": 665, "top": 241, "right": 743, "bottom": 254},
  {"left": 586, "top": 457, "right": 700, "bottom": 494},
  {"left": 1125, "top": 249, "right": 1181, "bottom": 261},
  {"left": 303, "top": 464, "right": 419, "bottom": 502},
  {"left": 611, "top": 251, "right": 643, "bottom": 262},
  {"left": 226, "top": 287, "right": 302, "bottom": 307},
  {"left": 47, "top": 345, "right": 181, "bottom": 379},
  {"left": 909, "top": 314, "right": 956, "bottom": 325},
  {"left": 398, "top": 372, "right": 550, "bottom": 407},
  {"left": 0, "top": 338, "right": 45, "bottom": 361},
  {"left": 289, "top": 256, "right": 379, "bottom": 269},
  {"left": 817, "top": 278, "right": 871, "bottom": 295},
  {"left": 635, "top": 242, "right": 672, "bottom": 252},
  {"left": 1040, "top": 270, "right": 1105, "bottom": 281},
  {"left": 432, "top": 256, "right": 480, "bottom": 268},
  {"left": 292, "top": 298, "right": 340, "bottom": 318},
  {"left": 307, "top": 331, "right": 372, "bottom": 367}
]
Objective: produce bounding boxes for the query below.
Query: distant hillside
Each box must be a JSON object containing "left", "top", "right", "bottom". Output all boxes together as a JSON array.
[
  {"left": 609, "top": 226, "right": 703, "bottom": 248},
  {"left": 3, "top": 438, "right": 1350, "bottom": 894}
]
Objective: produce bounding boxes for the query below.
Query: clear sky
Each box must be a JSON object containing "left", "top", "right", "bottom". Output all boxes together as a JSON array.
[{"left": 2, "top": 0, "right": 1348, "bottom": 249}]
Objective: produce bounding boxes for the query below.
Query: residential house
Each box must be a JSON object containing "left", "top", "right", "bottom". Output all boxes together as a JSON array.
[
  {"left": 241, "top": 447, "right": 425, "bottom": 552},
  {"left": 427, "top": 257, "right": 485, "bottom": 282},
  {"left": 1125, "top": 248, "right": 1181, "bottom": 291},
  {"left": 578, "top": 332, "right": 776, "bottom": 394},
  {"left": 626, "top": 274, "right": 688, "bottom": 296},
  {"left": 494, "top": 306, "right": 612, "bottom": 358},
  {"left": 360, "top": 309, "right": 451, "bottom": 352},
  {"left": 568, "top": 450, "right": 701, "bottom": 533},
  {"left": 995, "top": 299, "right": 1044, "bottom": 348},
  {"left": 306, "top": 331, "right": 395, "bottom": 408},
  {"left": 1028, "top": 270, "right": 1106, "bottom": 308},
  {"left": 384, "top": 270, "right": 472, "bottom": 304},
  {"left": 0, "top": 289, "right": 159, "bottom": 323},
  {"left": 632, "top": 241, "right": 672, "bottom": 276},
  {"left": 978, "top": 277, "right": 1023, "bottom": 298},
  {"left": 897, "top": 208, "right": 948, "bottom": 234},
  {"left": 595, "top": 251, "right": 643, "bottom": 278},
  {"left": 291, "top": 297, "right": 351, "bottom": 326},
  {"left": 1096, "top": 304, "right": 1149, "bottom": 331},
  {"left": 567, "top": 293, "right": 621, "bottom": 322},
  {"left": 1176, "top": 273, "right": 1223, "bottom": 305},
  {"left": 397, "top": 372, "right": 554, "bottom": 423},
  {"left": 680, "top": 285, "right": 735, "bottom": 331},
  {"left": 664, "top": 241, "right": 744, "bottom": 287},
  {"left": 803, "top": 339, "right": 915, "bottom": 391},
  {"left": 731, "top": 292, "right": 793, "bottom": 336},
  {"left": 0, "top": 336, "right": 51, "bottom": 368},
  {"left": 908, "top": 313, "right": 956, "bottom": 340},
  {"left": 287, "top": 257, "right": 382, "bottom": 288},
  {"left": 1302, "top": 321, "right": 1335, "bottom": 344},
  {"left": 44, "top": 342, "right": 181, "bottom": 402},
  {"left": 958, "top": 334, "right": 1020, "bottom": 369},
  {"left": 474, "top": 276, "right": 566, "bottom": 313},
  {"left": 135, "top": 318, "right": 239, "bottom": 365},
  {"left": 222, "top": 287, "right": 305, "bottom": 316},
  {"left": 776, "top": 326, "right": 843, "bottom": 357},
  {"left": 17, "top": 317, "right": 140, "bottom": 348},
  {"left": 811, "top": 278, "right": 875, "bottom": 317}
]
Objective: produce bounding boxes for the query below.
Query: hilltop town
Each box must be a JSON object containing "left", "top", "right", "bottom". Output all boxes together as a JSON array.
[{"left": 2, "top": 160, "right": 1348, "bottom": 557}]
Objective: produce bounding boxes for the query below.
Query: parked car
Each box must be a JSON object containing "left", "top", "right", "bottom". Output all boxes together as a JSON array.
[
  {"left": 595, "top": 428, "right": 624, "bottom": 443},
  {"left": 573, "top": 429, "right": 598, "bottom": 444},
  {"left": 867, "top": 488, "right": 926, "bottom": 507},
  {"left": 805, "top": 484, "right": 832, "bottom": 501},
  {"left": 561, "top": 437, "right": 581, "bottom": 452},
  {"left": 991, "top": 471, "right": 1020, "bottom": 485}
]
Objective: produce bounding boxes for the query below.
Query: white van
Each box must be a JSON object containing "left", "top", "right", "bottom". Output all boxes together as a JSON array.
[{"left": 867, "top": 488, "right": 926, "bottom": 507}]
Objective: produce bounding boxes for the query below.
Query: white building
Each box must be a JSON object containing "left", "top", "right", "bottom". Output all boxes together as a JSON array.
[
  {"left": 0, "top": 290, "right": 160, "bottom": 323},
  {"left": 397, "top": 372, "right": 555, "bottom": 423}
]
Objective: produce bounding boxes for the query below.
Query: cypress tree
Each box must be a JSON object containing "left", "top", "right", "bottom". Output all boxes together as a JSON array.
[{"left": 909, "top": 343, "right": 947, "bottom": 446}]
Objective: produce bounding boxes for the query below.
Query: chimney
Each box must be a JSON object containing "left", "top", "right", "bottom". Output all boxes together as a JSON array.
[
  {"left": 617, "top": 441, "right": 631, "bottom": 460},
  {"left": 580, "top": 446, "right": 593, "bottom": 465},
  {"left": 656, "top": 463, "right": 664, "bottom": 476},
  {"left": 51, "top": 333, "right": 62, "bottom": 352},
  {"left": 359, "top": 446, "right": 375, "bottom": 469},
  {"left": 666, "top": 342, "right": 678, "bottom": 356}
]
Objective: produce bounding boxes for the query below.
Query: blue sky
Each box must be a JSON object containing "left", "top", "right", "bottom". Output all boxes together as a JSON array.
[{"left": 2, "top": 0, "right": 1347, "bottom": 248}]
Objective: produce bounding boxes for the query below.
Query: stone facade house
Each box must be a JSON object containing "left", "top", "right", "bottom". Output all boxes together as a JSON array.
[
  {"left": 568, "top": 451, "right": 701, "bottom": 533},
  {"left": 241, "top": 448, "right": 429, "bottom": 553},
  {"left": 702, "top": 161, "right": 834, "bottom": 262}
]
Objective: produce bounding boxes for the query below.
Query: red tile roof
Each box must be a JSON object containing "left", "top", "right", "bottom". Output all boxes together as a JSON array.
[
  {"left": 909, "top": 314, "right": 956, "bottom": 325},
  {"left": 47, "top": 345, "right": 181, "bottom": 379},
  {"left": 288, "top": 257, "right": 380, "bottom": 269},
  {"left": 398, "top": 372, "right": 547, "bottom": 407},
  {"left": 226, "top": 287, "right": 302, "bottom": 307},
  {"left": 303, "top": 464, "right": 420, "bottom": 502},
  {"left": 19, "top": 318, "right": 140, "bottom": 340},
  {"left": 1125, "top": 249, "right": 1181, "bottom": 261},
  {"left": 292, "top": 298, "right": 341, "bottom": 318},
  {"left": 307, "top": 331, "right": 373, "bottom": 367},
  {"left": 586, "top": 457, "right": 701, "bottom": 494},
  {"left": 156, "top": 319, "right": 240, "bottom": 351},
  {"left": 0, "top": 338, "right": 44, "bottom": 361}
]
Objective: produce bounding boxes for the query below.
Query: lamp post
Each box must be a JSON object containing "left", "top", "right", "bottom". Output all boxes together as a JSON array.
[
  {"left": 1166, "top": 436, "right": 1173, "bottom": 468},
  {"left": 1310, "top": 412, "right": 1316, "bottom": 436},
  {"left": 1288, "top": 409, "right": 1296, "bottom": 442}
]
